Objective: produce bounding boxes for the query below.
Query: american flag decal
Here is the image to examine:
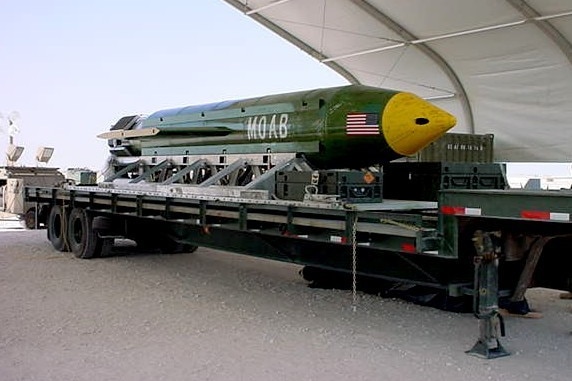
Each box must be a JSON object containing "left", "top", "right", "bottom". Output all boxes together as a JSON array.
[{"left": 345, "top": 113, "right": 380, "bottom": 135}]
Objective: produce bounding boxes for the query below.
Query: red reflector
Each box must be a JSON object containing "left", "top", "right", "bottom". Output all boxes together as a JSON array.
[
  {"left": 401, "top": 243, "right": 416, "bottom": 253},
  {"left": 441, "top": 206, "right": 465, "bottom": 215},
  {"left": 341, "top": 236, "right": 348, "bottom": 244},
  {"left": 521, "top": 210, "right": 550, "bottom": 220}
]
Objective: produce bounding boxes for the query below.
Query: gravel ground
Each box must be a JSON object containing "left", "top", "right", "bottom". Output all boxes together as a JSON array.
[{"left": 1, "top": 227, "right": 571, "bottom": 381}]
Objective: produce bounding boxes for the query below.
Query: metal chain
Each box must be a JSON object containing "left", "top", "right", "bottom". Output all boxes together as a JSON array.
[{"left": 352, "top": 213, "right": 358, "bottom": 311}]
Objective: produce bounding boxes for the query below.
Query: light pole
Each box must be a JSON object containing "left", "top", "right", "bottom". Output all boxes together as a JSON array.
[{"left": 1, "top": 111, "right": 23, "bottom": 166}]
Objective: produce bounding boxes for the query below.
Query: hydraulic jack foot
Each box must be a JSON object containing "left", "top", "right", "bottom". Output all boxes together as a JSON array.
[
  {"left": 467, "top": 341, "right": 509, "bottom": 359},
  {"left": 466, "top": 313, "right": 509, "bottom": 359}
]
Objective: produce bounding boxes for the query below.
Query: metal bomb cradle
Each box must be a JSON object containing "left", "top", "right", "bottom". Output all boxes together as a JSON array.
[{"left": 16, "top": 85, "right": 572, "bottom": 358}]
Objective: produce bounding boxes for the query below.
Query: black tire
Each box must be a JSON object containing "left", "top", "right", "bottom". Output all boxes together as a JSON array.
[
  {"left": 47, "top": 205, "right": 69, "bottom": 252},
  {"left": 67, "top": 208, "right": 105, "bottom": 259},
  {"left": 24, "top": 208, "right": 38, "bottom": 230}
]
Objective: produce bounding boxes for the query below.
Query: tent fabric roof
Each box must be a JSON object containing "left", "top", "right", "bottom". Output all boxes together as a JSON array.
[{"left": 223, "top": 0, "right": 572, "bottom": 162}]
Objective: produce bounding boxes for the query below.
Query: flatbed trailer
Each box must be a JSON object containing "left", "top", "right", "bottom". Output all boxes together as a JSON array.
[
  {"left": 14, "top": 85, "right": 571, "bottom": 358},
  {"left": 8, "top": 84, "right": 570, "bottom": 357},
  {"left": 23, "top": 179, "right": 572, "bottom": 359}
]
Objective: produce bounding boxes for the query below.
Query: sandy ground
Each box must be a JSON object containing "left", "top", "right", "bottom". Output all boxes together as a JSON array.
[{"left": 1, "top": 226, "right": 571, "bottom": 381}]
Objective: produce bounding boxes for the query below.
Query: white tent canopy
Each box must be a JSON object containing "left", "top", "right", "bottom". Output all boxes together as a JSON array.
[{"left": 223, "top": 0, "right": 572, "bottom": 162}]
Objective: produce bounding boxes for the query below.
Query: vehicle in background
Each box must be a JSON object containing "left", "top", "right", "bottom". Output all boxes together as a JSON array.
[{"left": 0, "top": 166, "right": 65, "bottom": 229}]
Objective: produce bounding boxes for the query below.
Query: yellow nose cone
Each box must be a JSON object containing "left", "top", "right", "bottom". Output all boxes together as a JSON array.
[{"left": 382, "top": 92, "right": 457, "bottom": 156}]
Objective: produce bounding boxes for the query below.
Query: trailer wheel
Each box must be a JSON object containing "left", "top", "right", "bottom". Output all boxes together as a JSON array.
[
  {"left": 67, "top": 208, "right": 104, "bottom": 259},
  {"left": 47, "top": 205, "right": 69, "bottom": 252},
  {"left": 24, "top": 208, "right": 38, "bottom": 230}
]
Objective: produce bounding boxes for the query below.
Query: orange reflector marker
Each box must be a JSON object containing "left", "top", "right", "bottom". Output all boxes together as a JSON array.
[{"left": 363, "top": 171, "right": 376, "bottom": 184}]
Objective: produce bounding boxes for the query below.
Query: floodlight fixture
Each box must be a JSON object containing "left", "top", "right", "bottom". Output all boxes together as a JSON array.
[
  {"left": 36, "top": 146, "right": 54, "bottom": 164},
  {"left": 6, "top": 144, "right": 24, "bottom": 163}
]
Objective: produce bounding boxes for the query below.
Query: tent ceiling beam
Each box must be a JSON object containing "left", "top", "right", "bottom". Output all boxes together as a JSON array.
[
  {"left": 224, "top": 0, "right": 360, "bottom": 84},
  {"left": 322, "top": 10, "right": 572, "bottom": 63},
  {"left": 505, "top": 0, "right": 572, "bottom": 65},
  {"left": 245, "top": 0, "right": 293, "bottom": 15},
  {"left": 347, "top": 0, "right": 475, "bottom": 133}
]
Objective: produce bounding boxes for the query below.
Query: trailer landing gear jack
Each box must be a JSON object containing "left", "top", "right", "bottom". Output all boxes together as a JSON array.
[{"left": 467, "top": 230, "right": 509, "bottom": 359}]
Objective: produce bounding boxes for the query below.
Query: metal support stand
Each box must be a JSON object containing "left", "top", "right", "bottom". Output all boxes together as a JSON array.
[
  {"left": 509, "top": 236, "right": 551, "bottom": 305},
  {"left": 467, "top": 230, "right": 510, "bottom": 359}
]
